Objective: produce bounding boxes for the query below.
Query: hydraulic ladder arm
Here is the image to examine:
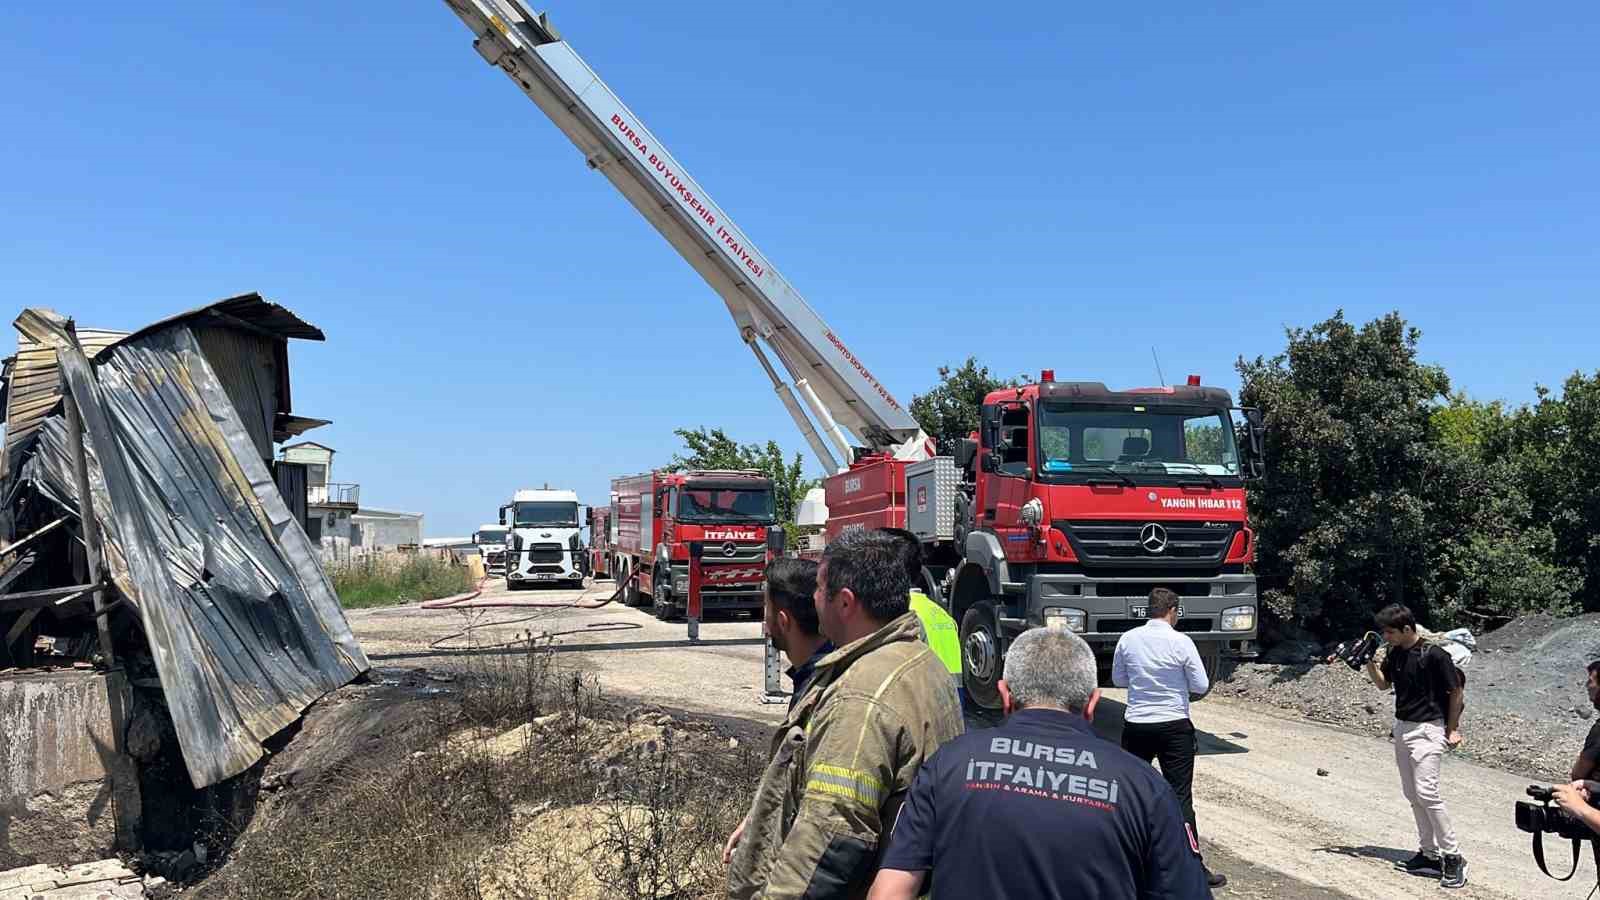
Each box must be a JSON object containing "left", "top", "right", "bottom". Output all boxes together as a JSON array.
[{"left": 442, "top": 0, "right": 933, "bottom": 471}]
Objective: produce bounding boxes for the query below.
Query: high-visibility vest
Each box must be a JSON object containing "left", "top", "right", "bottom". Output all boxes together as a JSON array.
[{"left": 909, "top": 590, "right": 963, "bottom": 681}]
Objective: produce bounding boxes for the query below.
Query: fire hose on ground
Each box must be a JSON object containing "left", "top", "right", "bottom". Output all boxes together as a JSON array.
[
  {"left": 419, "top": 573, "right": 642, "bottom": 652},
  {"left": 413, "top": 571, "right": 787, "bottom": 701}
]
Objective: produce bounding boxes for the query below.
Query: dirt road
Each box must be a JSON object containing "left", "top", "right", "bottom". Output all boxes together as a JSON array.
[{"left": 347, "top": 581, "right": 1588, "bottom": 899}]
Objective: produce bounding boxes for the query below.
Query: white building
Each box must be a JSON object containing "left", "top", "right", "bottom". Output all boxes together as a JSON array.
[
  {"left": 278, "top": 442, "right": 421, "bottom": 560},
  {"left": 351, "top": 507, "right": 424, "bottom": 551}
]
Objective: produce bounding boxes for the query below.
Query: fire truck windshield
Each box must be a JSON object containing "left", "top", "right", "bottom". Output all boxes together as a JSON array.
[
  {"left": 513, "top": 502, "right": 578, "bottom": 527},
  {"left": 676, "top": 487, "right": 775, "bottom": 523},
  {"left": 1035, "top": 404, "right": 1241, "bottom": 484}
]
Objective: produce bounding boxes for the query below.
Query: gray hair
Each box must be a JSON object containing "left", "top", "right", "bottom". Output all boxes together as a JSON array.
[
  {"left": 820, "top": 526, "right": 910, "bottom": 623},
  {"left": 1002, "top": 627, "right": 1099, "bottom": 712}
]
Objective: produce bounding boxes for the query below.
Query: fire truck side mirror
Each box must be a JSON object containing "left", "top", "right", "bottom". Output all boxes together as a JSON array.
[
  {"left": 980, "top": 451, "right": 999, "bottom": 474},
  {"left": 955, "top": 438, "right": 978, "bottom": 471},
  {"left": 1236, "top": 407, "right": 1266, "bottom": 480},
  {"left": 766, "top": 527, "right": 786, "bottom": 554}
]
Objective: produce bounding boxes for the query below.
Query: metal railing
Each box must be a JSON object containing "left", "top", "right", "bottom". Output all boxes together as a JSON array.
[{"left": 308, "top": 482, "right": 360, "bottom": 506}]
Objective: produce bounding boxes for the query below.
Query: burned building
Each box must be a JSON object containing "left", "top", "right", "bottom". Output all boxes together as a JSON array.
[{"left": 0, "top": 295, "right": 369, "bottom": 802}]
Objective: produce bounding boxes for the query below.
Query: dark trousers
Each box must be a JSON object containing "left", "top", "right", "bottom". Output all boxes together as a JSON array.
[{"left": 1121, "top": 717, "right": 1199, "bottom": 842}]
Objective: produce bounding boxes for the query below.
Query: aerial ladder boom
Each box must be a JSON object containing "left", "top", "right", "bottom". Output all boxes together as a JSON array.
[{"left": 442, "top": 0, "right": 932, "bottom": 471}]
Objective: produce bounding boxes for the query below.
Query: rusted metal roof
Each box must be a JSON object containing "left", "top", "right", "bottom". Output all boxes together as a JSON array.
[
  {"left": 2, "top": 295, "right": 330, "bottom": 477},
  {"left": 108, "top": 292, "right": 325, "bottom": 347}
]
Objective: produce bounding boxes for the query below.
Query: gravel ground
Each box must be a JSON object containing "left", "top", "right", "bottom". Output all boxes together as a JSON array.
[{"left": 1214, "top": 613, "right": 1600, "bottom": 783}]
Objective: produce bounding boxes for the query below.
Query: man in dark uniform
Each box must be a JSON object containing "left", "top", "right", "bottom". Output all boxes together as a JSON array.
[{"left": 867, "top": 627, "right": 1211, "bottom": 900}]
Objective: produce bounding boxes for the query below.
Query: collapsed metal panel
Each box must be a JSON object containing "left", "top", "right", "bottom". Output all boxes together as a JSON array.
[
  {"left": 12, "top": 311, "right": 368, "bottom": 788},
  {"left": 1, "top": 328, "right": 127, "bottom": 481}
]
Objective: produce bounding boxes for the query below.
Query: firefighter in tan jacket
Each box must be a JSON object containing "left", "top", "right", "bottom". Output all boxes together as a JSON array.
[{"left": 727, "top": 527, "right": 964, "bottom": 900}]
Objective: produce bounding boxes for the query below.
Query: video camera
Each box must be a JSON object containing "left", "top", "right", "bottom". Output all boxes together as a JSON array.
[
  {"left": 1518, "top": 786, "right": 1596, "bottom": 842},
  {"left": 1320, "top": 631, "right": 1381, "bottom": 670},
  {"left": 1516, "top": 783, "right": 1599, "bottom": 882}
]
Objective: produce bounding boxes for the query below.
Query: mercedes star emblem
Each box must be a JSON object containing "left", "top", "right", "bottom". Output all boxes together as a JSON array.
[
  {"left": 1139, "top": 522, "right": 1169, "bottom": 554},
  {"left": 721, "top": 541, "right": 738, "bottom": 558}
]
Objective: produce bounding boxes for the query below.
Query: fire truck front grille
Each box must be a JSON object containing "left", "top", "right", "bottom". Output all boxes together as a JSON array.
[
  {"left": 704, "top": 542, "right": 766, "bottom": 563},
  {"left": 1056, "top": 520, "right": 1237, "bottom": 566}
]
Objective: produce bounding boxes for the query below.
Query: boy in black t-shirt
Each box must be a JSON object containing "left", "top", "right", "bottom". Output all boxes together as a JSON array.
[
  {"left": 1572, "top": 661, "right": 1600, "bottom": 783},
  {"left": 1364, "top": 603, "right": 1468, "bottom": 889}
]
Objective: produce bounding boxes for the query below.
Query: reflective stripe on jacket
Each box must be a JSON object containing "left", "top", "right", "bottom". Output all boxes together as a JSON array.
[{"left": 727, "top": 610, "right": 965, "bottom": 899}]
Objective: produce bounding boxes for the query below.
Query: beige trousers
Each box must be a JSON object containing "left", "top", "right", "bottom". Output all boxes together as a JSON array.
[{"left": 1393, "top": 719, "right": 1459, "bottom": 856}]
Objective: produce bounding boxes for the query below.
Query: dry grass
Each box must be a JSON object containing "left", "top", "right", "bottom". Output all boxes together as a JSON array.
[
  {"left": 195, "top": 636, "right": 760, "bottom": 900},
  {"left": 332, "top": 552, "right": 474, "bottom": 609}
]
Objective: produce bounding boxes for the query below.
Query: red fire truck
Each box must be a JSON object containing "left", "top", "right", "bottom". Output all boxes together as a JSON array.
[
  {"left": 444, "top": 2, "right": 1266, "bottom": 706},
  {"left": 825, "top": 376, "right": 1264, "bottom": 708},
  {"left": 608, "top": 469, "right": 777, "bottom": 621}
]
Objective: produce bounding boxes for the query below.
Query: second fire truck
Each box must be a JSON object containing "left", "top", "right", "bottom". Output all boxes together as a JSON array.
[{"left": 609, "top": 469, "right": 776, "bottom": 620}]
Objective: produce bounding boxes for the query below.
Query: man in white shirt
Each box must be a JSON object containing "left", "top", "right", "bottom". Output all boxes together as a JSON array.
[{"left": 1112, "top": 587, "right": 1224, "bottom": 889}]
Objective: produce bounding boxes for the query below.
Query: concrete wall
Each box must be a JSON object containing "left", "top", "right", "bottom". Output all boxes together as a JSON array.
[
  {"left": 0, "top": 672, "right": 138, "bottom": 867},
  {"left": 351, "top": 510, "right": 423, "bottom": 549}
]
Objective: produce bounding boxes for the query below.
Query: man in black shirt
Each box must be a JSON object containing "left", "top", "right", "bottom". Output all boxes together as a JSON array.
[
  {"left": 1365, "top": 603, "right": 1467, "bottom": 889},
  {"left": 1570, "top": 660, "right": 1600, "bottom": 783},
  {"left": 867, "top": 627, "right": 1210, "bottom": 900}
]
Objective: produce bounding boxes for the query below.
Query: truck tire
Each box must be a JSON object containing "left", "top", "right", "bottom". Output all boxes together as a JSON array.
[
  {"left": 1199, "top": 645, "right": 1223, "bottom": 692},
  {"left": 960, "top": 601, "right": 1005, "bottom": 711},
  {"left": 652, "top": 580, "right": 678, "bottom": 621},
  {"left": 623, "top": 563, "right": 644, "bottom": 606}
]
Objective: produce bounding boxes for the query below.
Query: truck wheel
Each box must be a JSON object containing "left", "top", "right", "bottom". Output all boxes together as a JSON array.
[
  {"left": 652, "top": 581, "right": 678, "bottom": 621},
  {"left": 624, "top": 564, "right": 644, "bottom": 606},
  {"left": 960, "top": 601, "right": 1004, "bottom": 711},
  {"left": 1199, "top": 645, "right": 1223, "bottom": 691}
]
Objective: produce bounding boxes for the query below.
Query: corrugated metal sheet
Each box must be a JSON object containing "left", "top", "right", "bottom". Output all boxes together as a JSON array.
[
  {"left": 1, "top": 328, "right": 126, "bottom": 480},
  {"left": 110, "top": 292, "right": 325, "bottom": 346},
  {"left": 2, "top": 295, "right": 330, "bottom": 479},
  {"left": 5, "top": 308, "right": 366, "bottom": 789},
  {"left": 193, "top": 326, "right": 280, "bottom": 463}
]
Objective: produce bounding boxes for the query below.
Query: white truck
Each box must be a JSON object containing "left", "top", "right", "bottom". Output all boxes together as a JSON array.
[
  {"left": 499, "top": 488, "right": 585, "bottom": 588},
  {"left": 472, "top": 523, "right": 509, "bottom": 575}
]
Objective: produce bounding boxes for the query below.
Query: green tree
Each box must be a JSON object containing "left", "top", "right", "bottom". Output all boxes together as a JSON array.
[
  {"left": 1495, "top": 371, "right": 1600, "bottom": 611},
  {"left": 1431, "top": 392, "right": 1507, "bottom": 455},
  {"left": 909, "top": 358, "right": 1024, "bottom": 456},
  {"left": 669, "top": 427, "right": 816, "bottom": 526},
  {"left": 1238, "top": 311, "right": 1579, "bottom": 632},
  {"left": 1238, "top": 311, "right": 1451, "bottom": 631}
]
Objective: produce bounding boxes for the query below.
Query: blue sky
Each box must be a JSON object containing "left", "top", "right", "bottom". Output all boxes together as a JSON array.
[{"left": 2, "top": 2, "right": 1595, "bottom": 537}]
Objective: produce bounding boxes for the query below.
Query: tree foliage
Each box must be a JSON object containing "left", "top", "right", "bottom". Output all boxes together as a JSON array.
[
  {"left": 909, "top": 357, "right": 1024, "bottom": 456},
  {"left": 1239, "top": 311, "right": 1581, "bottom": 635},
  {"left": 668, "top": 427, "right": 815, "bottom": 526},
  {"left": 1493, "top": 371, "right": 1600, "bottom": 611}
]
